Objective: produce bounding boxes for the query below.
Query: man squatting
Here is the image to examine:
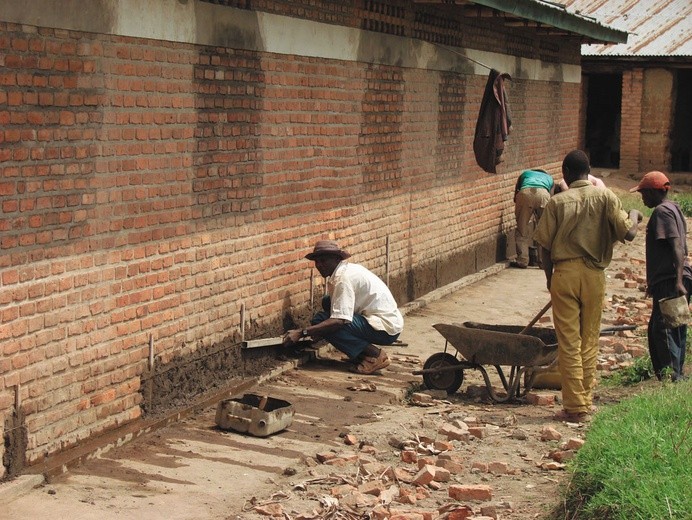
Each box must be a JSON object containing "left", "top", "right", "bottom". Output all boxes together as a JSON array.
[{"left": 283, "top": 240, "right": 403, "bottom": 375}]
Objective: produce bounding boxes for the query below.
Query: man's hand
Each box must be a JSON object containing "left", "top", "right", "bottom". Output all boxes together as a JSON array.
[
  {"left": 282, "top": 329, "right": 302, "bottom": 347},
  {"left": 625, "top": 210, "right": 643, "bottom": 241},
  {"left": 541, "top": 246, "right": 553, "bottom": 291}
]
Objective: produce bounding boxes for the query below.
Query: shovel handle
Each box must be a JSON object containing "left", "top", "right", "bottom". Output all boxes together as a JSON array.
[{"left": 519, "top": 301, "right": 552, "bottom": 335}]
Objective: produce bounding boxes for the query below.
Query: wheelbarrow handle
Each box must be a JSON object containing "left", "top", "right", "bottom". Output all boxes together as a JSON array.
[
  {"left": 519, "top": 301, "right": 552, "bottom": 335},
  {"left": 599, "top": 324, "right": 637, "bottom": 336}
]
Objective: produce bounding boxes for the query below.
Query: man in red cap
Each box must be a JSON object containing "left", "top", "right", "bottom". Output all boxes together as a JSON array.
[
  {"left": 534, "top": 150, "right": 643, "bottom": 422},
  {"left": 631, "top": 171, "right": 691, "bottom": 382},
  {"left": 283, "top": 240, "right": 403, "bottom": 375}
]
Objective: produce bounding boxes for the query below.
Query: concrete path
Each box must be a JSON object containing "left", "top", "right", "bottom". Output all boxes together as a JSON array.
[{"left": 1, "top": 262, "right": 557, "bottom": 519}]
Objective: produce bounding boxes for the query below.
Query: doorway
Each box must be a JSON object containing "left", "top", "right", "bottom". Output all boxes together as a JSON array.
[
  {"left": 671, "top": 69, "right": 692, "bottom": 172},
  {"left": 585, "top": 73, "right": 622, "bottom": 168}
]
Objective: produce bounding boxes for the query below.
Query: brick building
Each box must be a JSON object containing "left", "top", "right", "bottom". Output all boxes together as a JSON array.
[
  {"left": 0, "top": 0, "right": 625, "bottom": 476},
  {"left": 565, "top": 0, "right": 692, "bottom": 174}
]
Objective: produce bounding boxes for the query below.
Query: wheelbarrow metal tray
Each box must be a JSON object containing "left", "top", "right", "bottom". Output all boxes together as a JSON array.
[{"left": 433, "top": 322, "right": 558, "bottom": 367}]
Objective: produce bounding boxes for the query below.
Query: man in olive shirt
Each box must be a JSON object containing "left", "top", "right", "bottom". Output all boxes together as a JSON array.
[{"left": 534, "top": 150, "right": 642, "bottom": 422}]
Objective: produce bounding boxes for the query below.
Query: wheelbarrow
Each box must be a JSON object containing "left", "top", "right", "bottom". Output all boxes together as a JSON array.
[{"left": 413, "top": 321, "right": 635, "bottom": 403}]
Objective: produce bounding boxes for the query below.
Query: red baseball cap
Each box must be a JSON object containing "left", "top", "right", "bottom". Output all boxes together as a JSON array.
[{"left": 629, "top": 171, "right": 670, "bottom": 192}]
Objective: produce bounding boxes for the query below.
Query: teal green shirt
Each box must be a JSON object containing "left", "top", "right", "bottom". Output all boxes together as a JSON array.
[{"left": 517, "top": 170, "right": 554, "bottom": 192}]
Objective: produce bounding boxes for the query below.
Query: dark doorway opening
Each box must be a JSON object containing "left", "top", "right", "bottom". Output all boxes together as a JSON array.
[
  {"left": 585, "top": 73, "right": 622, "bottom": 168},
  {"left": 671, "top": 69, "right": 692, "bottom": 172}
]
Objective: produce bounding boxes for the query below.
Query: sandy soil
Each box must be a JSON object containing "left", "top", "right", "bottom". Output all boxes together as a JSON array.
[{"left": 3, "top": 168, "right": 685, "bottom": 520}]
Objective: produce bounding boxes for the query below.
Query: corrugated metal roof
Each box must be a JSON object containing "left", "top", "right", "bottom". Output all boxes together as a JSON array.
[
  {"left": 416, "top": 0, "right": 628, "bottom": 44},
  {"left": 560, "top": 0, "right": 692, "bottom": 57},
  {"left": 473, "top": 0, "right": 628, "bottom": 43}
]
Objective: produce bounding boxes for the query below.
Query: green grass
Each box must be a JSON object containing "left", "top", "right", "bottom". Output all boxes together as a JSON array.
[
  {"left": 619, "top": 192, "right": 692, "bottom": 218},
  {"left": 552, "top": 380, "right": 692, "bottom": 520},
  {"left": 601, "top": 355, "right": 655, "bottom": 386},
  {"left": 603, "top": 329, "right": 692, "bottom": 387},
  {"left": 671, "top": 193, "right": 692, "bottom": 217},
  {"left": 619, "top": 192, "right": 653, "bottom": 217}
]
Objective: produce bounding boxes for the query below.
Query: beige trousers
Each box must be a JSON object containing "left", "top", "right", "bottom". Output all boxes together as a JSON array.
[{"left": 514, "top": 188, "right": 550, "bottom": 265}]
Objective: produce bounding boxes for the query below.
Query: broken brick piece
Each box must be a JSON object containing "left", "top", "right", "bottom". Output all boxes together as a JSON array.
[
  {"left": 412, "top": 464, "right": 436, "bottom": 486},
  {"left": 439, "top": 424, "right": 470, "bottom": 442},
  {"left": 449, "top": 484, "right": 493, "bottom": 501},
  {"left": 540, "top": 426, "right": 562, "bottom": 441},
  {"left": 401, "top": 449, "right": 418, "bottom": 463}
]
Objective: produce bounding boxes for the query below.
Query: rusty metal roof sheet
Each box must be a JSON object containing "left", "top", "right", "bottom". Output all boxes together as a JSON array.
[
  {"left": 560, "top": 0, "right": 692, "bottom": 56},
  {"left": 416, "top": 0, "right": 628, "bottom": 44}
]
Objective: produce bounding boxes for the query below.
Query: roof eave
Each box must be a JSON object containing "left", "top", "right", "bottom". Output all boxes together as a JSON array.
[{"left": 470, "top": 0, "right": 628, "bottom": 44}]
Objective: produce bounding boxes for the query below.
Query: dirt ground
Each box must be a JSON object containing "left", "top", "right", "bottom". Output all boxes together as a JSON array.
[{"left": 3, "top": 169, "right": 686, "bottom": 520}]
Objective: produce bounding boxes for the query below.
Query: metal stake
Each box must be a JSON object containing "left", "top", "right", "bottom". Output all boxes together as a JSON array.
[{"left": 240, "top": 302, "right": 246, "bottom": 342}]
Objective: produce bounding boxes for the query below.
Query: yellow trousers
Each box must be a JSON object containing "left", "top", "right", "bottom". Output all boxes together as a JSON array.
[{"left": 550, "top": 259, "right": 605, "bottom": 414}]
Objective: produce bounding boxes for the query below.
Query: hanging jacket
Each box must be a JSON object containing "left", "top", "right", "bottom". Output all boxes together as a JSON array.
[{"left": 473, "top": 69, "right": 512, "bottom": 174}]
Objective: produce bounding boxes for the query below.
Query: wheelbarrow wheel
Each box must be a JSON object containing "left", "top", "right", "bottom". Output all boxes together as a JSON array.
[{"left": 422, "top": 353, "right": 463, "bottom": 394}]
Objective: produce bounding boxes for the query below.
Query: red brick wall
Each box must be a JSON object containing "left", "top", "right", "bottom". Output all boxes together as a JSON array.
[
  {"left": 620, "top": 69, "right": 644, "bottom": 174},
  {"left": 0, "top": 12, "right": 582, "bottom": 469}
]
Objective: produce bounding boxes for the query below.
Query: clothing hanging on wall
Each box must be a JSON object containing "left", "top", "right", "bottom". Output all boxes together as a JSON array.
[{"left": 474, "top": 69, "right": 512, "bottom": 174}]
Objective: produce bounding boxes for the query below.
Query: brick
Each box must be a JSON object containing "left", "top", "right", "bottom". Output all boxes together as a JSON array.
[
  {"left": 331, "top": 484, "right": 356, "bottom": 497},
  {"left": 389, "top": 514, "right": 425, "bottom": 520},
  {"left": 436, "top": 458, "right": 463, "bottom": 474},
  {"left": 488, "top": 461, "right": 510, "bottom": 475},
  {"left": 525, "top": 392, "right": 556, "bottom": 406},
  {"left": 564, "top": 438, "right": 585, "bottom": 450},
  {"left": 397, "top": 486, "right": 417, "bottom": 504},
  {"left": 432, "top": 466, "right": 451, "bottom": 482},
  {"left": 550, "top": 449, "right": 575, "bottom": 463},
  {"left": 417, "top": 456, "right": 436, "bottom": 468},
  {"left": 412, "top": 465, "right": 436, "bottom": 486},
  {"left": 254, "top": 503, "right": 283, "bottom": 516},
  {"left": 316, "top": 451, "right": 337, "bottom": 463},
  {"left": 540, "top": 426, "right": 562, "bottom": 442},
  {"left": 449, "top": 484, "right": 493, "bottom": 501},
  {"left": 446, "top": 507, "right": 474, "bottom": 520},
  {"left": 471, "top": 462, "right": 488, "bottom": 473},
  {"left": 358, "top": 480, "right": 384, "bottom": 496},
  {"left": 468, "top": 427, "right": 485, "bottom": 439},
  {"left": 340, "top": 491, "right": 378, "bottom": 509},
  {"left": 401, "top": 449, "right": 418, "bottom": 463},
  {"left": 343, "top": 433, "right": 357, "bottom": 445},
  {"left": 393, "top": 467, "right": 414, "bottom": 483},
  {"left": 439, "top": 423, "right": 470, "bottom": 442}
]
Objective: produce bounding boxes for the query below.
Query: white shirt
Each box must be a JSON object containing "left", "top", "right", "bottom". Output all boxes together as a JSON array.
[{"left": 327, "top": 261, "right": 404, "bottom": 335}]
